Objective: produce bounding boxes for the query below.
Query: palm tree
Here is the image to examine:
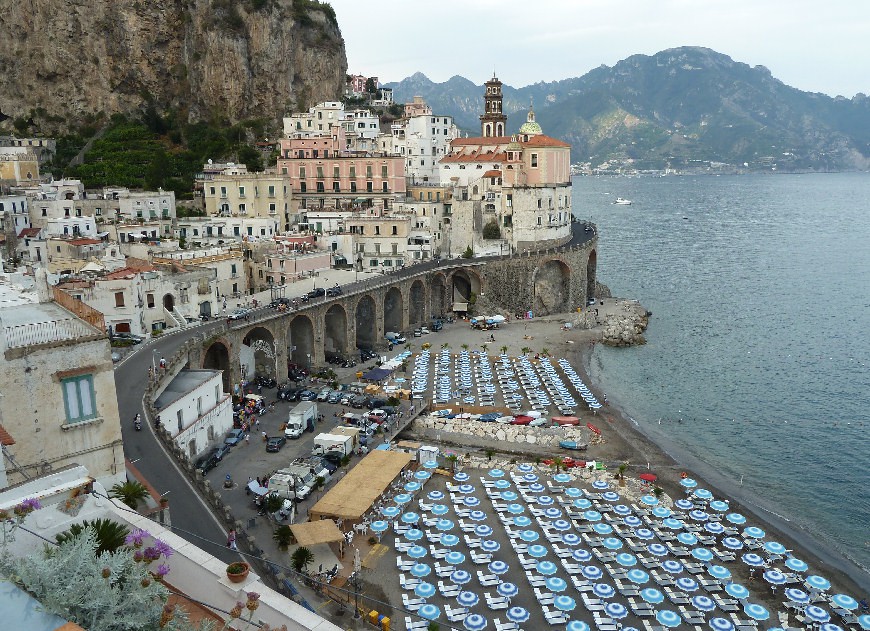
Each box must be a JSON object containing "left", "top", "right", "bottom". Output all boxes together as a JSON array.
[
  {"left": 291, "top": 546, "right": 315, "bottom": 573},
  {"left": 445, "top": 453, "right": 459, "bottom": 473},
  {"left": 109, "top": 480, "right": 149, "bottom": 510},
  {"left": 485, "top": 448, "right": 495, "bottom": 461},
  {"left": 273, "top": 525, "right": 294, "bottom": 550},
  {"left": 521, "top": 346, "right": 531, "bottom": 356},
  {"left": 617, "top": 462, "right": 629, "bottom": 487},
  {"left": 441, "top": 342, "right": 449, "bottom": 350},
  {"left": 541, "top": 347, "right": 549, "bottom": 357},
  {"left": 500, "top": 345, "right": 508, "bottom": 355},
  {"left": 551, "top": 457, "right": 564, "bottom": 474},
  {"left": 461, "top": 343, "right": 469, "bottom": 351},
  {"left": 56, "top": 518, "right": 129, "bottom": 556},
  {"left": 653, "top": 486, "right": 665, "bottom": 499}
]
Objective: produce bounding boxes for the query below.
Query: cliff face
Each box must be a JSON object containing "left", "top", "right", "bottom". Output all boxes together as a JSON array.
[{"left": 0, "top": 0, "right": 347, "bottom": 126}]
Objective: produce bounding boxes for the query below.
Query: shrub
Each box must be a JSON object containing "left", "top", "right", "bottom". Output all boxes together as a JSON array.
[{"left": 483, "top": 221, "right": 501, "bottom": 239}]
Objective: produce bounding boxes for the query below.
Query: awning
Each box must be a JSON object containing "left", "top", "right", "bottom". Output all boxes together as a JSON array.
[{"left": 362, "top": 367, "right": 393, "bottom": 382}]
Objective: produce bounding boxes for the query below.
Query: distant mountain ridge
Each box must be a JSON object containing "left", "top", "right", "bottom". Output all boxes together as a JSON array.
[{"left": 386, "top": 48, "right": 870, "bottom": 171}]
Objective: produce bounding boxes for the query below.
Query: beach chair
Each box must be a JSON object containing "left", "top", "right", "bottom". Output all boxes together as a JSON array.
[
  {"left": 534, "top": 588, "right": 555, "bottom": 605},
  {"left": 399, "top": 573, "right": 421, "bottom": 590},
  {"left": 492, "top": 502, "right": 508, "bottom": 512},
  {"left": 627, "top": 597, "right": 655, "bottom": 616},
  {"left": 395, "top": 540, "right": 413, "bottom": 552},
  {"left": 517, "top": 555, "right": 538, "bottom": 570},
  {"left": 561, "top": 559, "right": 583, "bottom": 574},
  {"left": 459, "top": 520, "right": 477, "bottom": 533},
  {"left": 471, "top": 550, "right": 493, "bottom": 564},
  {"left": 477, "top": 571, "right": 501, "bottom": 587},
  {"left": 425, "top": 530, "right": 442, "bottom": 543},
  {"left": 510, "top": 541, "right": 529, "bottom": 555},
  {"left": 552, "top": 544, "right": 573, "bottom": 558},
  {"left": 679, "top": 606, "right": 707, "bottom": 625},
  {"left": 418, "top": 501, "right": 433, "bottom": 512},
  {"left": 494, "top": 618, "right": 520, "bottom": 631},
  {"left": 571, "top": 576, "right": 593, "bottom": 591},
  {"left": 429, "top": 546, "right": 448, "bottom": 559},
  {"left": 542, "top": 606, "right": 570, "bottom": 625},
  {"left": 402, "top": 593, "right": 424, "bottom": 611},
  {"left": 525, "top": 571, "right": 546, "bottom": 587},
  {"left": 582, "top": 595, "right": 605, "bottom": 612},
  {"left": 445, "top": 603, "right": 469, "bottom": 622},
  {"left": 486, "top": 593, "right": 510, "bottom": 610},
  {"left": 405, "top": 617, "right": 429, "bottom": 631},
  {"left": 396, "top": 556, "right": 414, "bottom": 571},
  {"left": 438, "top": 580, "right": 461, "bottom": 597},
  {"left": 434, "top": 562, "right": 455, "bottom": 578},
  {"left": 465, "top": 535, "right": 482, "bottom": 548}
]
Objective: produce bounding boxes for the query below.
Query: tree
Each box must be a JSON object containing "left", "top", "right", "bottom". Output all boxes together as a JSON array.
[
  {"left": 485, "top": 448, "right": 495, "bottom": 461},
  {"left": 653, "top": 486, "right": 664, "bottom": 499},
  {"left": 364, "top": 77, "right": 377, "bottom": 94},
  {"left": 482, "top": 221, "right": 501, "bottom": 239},
  {"left": 273, "top": 525, "right": 294, "bottom": 550},
  {"left": 521, "top": 347, "right": 531, "bottom": 356},
  {"left": 109, "top": 480, "right": 149, "bottom": 510},
  {"left": 551, "top": 457, "right": 564, "bottom": 473},
  {"left": 541, "top": 347, "right": 549, "bottom": 357},
  {"left": 55, "top": 518, "right": 129, "bottom": 556},
  {"left": 445, "top": 453, "right": 459, "bottom": 473},
  {"left": 462, "top": 246, "right": 474, "bottom": 259},
  {"left": 617, "top": 462, "right": 629, "bottom": 487},
  {"left": 291, "top": 546, "right": 315, "bottom": 573},
  {"left": 500, "top": 345, "right": 508, "bottom": 355},
  {"left": 461, "top": 343, "right": 469, "bottom": 351}
]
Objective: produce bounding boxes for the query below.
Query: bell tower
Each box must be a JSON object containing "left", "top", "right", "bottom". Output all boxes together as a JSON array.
[{"left": 480, "top": 73, "right": 507, "bottom": 137}]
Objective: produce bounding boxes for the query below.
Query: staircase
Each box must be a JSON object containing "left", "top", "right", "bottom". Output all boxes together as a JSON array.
[{"left": 164, "top": 307, "right": 186, "bottom": 329}]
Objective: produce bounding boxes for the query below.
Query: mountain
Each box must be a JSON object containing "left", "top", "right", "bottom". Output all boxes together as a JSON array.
[
  {"left": 0, "top": 0, "right": 347, "bottom": 131},
  {"left": 387, "top": 48, "right": 870, "bottom": 171}
]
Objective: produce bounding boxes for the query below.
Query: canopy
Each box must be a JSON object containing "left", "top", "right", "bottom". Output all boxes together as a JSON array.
[
  {"left": 362, "top": 367, "right": 393, "bottom": 382},
  {"left": 289, "top": 520, "right": 345, "bottom": 546}
]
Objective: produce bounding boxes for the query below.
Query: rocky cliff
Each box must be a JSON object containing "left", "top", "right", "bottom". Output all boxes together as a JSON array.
[{"left": 0, "top": 0, "right": 347, "bottom": 127}]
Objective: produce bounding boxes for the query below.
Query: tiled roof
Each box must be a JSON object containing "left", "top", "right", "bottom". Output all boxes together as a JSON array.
[
  {"left": 451, "top": 136, "right": 513, "bottom": 146},
  {"left": 521, "top": 135, "right": 571, "bottom": 148},
  {"left": 66, "top": 238, "right": 102, "bottom": 246},
  {"left": 483, "top": 170, "right": 502, "bottom": 178},
  {"left": 0, "top": 424, "right": 15, "bottom": 446},
  {"left": 17, "top": 227, "right": 41, "bottom": 238}
]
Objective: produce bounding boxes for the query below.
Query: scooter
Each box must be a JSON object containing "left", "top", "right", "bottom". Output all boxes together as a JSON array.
[{"left": 134, "top": 414, "right": 142, "bottom": 431}]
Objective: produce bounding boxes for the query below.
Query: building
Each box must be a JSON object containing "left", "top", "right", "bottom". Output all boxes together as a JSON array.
[
  {"left": 0, "top": 147, "right": 39, "bottom": 185},
  {"left": 0, "top": 193, "right": 30, "bottom": 260},
  {"left": 346, "top": 213, "right": 412, "bottom": 271},
  {"left": 345, "top": 74, "right": 378, "bottom": 97},
  {"left": 0, "top": 270, "right": 124, "bottom": 489},
  {"left": 153, "top": 245, "right": 246, "bottom": 308},
  {"left": 0, "top": 135, "right": 56, "bottom": 163},
  {"left": 201, "top": 169, "right": 291, "bottom": 227},
  {"left": 153, "top": 369, "right": 233, "bottom": 459},
  {"left": 283, "top": 101, "right": 346, "bottom": 138}
]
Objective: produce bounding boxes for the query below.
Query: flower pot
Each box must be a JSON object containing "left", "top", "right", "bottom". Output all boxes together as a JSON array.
[{"left": 226, "top": 562, "right": 250, "bottom": 583}]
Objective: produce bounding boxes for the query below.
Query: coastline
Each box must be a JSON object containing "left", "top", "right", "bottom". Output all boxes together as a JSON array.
[{"left": 572, "top": 336, "right": 870, "bottom": 596}]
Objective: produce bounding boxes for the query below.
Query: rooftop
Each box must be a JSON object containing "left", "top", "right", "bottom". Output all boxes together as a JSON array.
[{"left": 155, "top": 369, "right": 222, "bottom": 410}]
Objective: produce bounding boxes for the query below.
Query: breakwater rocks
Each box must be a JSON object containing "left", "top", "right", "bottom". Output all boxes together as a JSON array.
[
  {"left": 411, "top": 415, "right": 594, "bottom": 450},
  {"left": 601, "top": 300, "right": 650, "bottom": 347}
]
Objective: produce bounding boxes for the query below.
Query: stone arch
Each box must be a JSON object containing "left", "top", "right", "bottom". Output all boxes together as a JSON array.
[
  {"left": 384, "top": 287, "right": 404, "bottom": 335},
  {"left": 324, "top": 304, "right": 348, "bottom": 360},
  {"left": 431, "top": 273, "right": 448, "bottom": 317},
  {"left": 241, "top": 326, "right": 276, "bottom": 380},
  {"left": 163, "top": 293, "right": 175, "bottom": 312},
  {"left": 409, "top": 280, "right": 426, "bottom": 326},
  {"left": 355, "top": 295, "right": 377, "bottom": 350},
  {"left": 450, "top": 268, "right": 482, "bottom": 305},
  {"left": 586, "top": 249, "right": 597, "bottom": 303},
  {"left": 203, "top": 340, "right": 231, "bottom": 393},
  {"left": 532, "top": 258, "right": 571, "bottom": 316},
  {"left": 287, "top": 315, "right": 315, "bottom": 370}
]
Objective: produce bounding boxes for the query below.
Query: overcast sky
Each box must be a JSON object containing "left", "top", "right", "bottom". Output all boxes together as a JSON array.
[{"left": 327, "top": 0, "right": 869, "bottom": 97}]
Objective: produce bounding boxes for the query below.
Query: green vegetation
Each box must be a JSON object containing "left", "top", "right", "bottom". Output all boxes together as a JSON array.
[
  {"left": 62, "top": 109, "right": 268, "bottom": 199},
  {"left": 55, "top": 518, "right": 130, "bottom": 556},
  {"left": 482, "top": 220, "right": 501, "bottom": 239},
  {"left": 108, "top": 480, "right": 149, "bottom": 510},
  {"left": 293, "top": 0, "right": 338, "bottom": 28}
]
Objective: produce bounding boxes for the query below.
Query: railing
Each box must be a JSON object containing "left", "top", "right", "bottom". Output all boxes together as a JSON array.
[
  {"left": 52, "top": 286, "right": 106, "bottom": 333},
  {"left": 2, "top": 317, "right": 101, "bottom": 349}
]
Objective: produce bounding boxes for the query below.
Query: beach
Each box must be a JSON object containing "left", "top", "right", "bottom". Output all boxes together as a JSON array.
[{"left": 400, "top": 301, "right": 870, "bottom": 604}]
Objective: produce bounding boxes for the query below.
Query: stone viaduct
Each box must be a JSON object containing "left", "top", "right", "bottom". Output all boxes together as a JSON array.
[{"left": 192, "top": 225, "right": 598, "bottom": 390}]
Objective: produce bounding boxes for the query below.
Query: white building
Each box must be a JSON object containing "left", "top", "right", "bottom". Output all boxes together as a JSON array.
[
  {"left": 153, "top": 245, "right": 247, "bottom": 307},
  {"left": 44, "top": 216, "right": 99, "bottom": 238},
  {"left": 283, "top": 101, "right": 346, "bottom": 137},
  {"left": 176, "top": 215, "right": 280, "bottom": 246},
  {"left": 153, "top": 369, "right": 233, "bottom": 459}
]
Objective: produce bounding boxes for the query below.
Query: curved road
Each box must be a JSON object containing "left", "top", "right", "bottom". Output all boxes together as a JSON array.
[{"left": 115, "top": 223, "right": 596, "bottom": 556}]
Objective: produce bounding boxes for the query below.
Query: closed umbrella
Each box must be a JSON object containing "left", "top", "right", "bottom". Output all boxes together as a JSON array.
[
  {"left": 506, "top": 607, "right": 530, "bottom": 623},
  {"left": 656, "top": 610, "right": 682, "bottom": 628},
  {"left": 743, "top": 603, "right": 770, "bottom": 621},
  {"left": 554, "top": 595, "right": 577, "bottom": 612},
  {"left": 418, "top": 604, "right": 441, "bottom": 621},
  {"left": 415, "top": 582, "right": 437, "bottom": 599},
  {"left": 498, "top": 582, "right": 519, "bottom": 599},
  {"left": 641, "top": 587, "right": 665, "bottom": 604},
  {"left": 546, "top": 577, "right": 568, "bottom": 592},
  {"left": 457, "top": 591, "right": 479, "bottom": 608},
  {"left": 627, "top": 569, "right": 650, "bottom": 584},
  {"left": 725, "top": 583, "right": 750, "bottom": 600},
  {"left": 593, "top": 583, "right": 616, "bottom": 599},
  {"left": 463, "top": 613, "right": 487, "bottom": 631},
  {"left": 693, "top": 595, "right": 716, "bottom": 612},
  {"left": 489, "top": 560, "right": 509, "bottom": 575},
  {"left": 536, "top": 560, "right": 558, "bottom": 576}
]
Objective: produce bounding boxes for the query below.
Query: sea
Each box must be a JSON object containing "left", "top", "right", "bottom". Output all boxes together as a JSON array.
[{"left": 573, "top": 173, "right": 870, "bottom": 581}]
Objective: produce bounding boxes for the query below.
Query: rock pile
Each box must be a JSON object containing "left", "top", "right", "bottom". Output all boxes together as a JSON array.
[
  {"left": 601, "top": 301, "right": 650, "bottom": 347},
  {"left": 412, "top": 415, "right": 591, "bottom": 448}
]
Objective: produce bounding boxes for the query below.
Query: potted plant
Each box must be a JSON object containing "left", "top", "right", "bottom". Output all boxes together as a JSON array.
[{"left": 226, "top": 561, "right": 250, "bottom": 583}]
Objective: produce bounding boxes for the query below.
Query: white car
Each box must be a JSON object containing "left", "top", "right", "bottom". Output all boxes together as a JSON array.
[{"left": 420, "top": 326, "right": 431, "bottom": 335}]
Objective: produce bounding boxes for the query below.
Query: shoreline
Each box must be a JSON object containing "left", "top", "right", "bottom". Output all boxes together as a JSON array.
[{"left": 571, "top": 335, "right": 870, "bottom": 595}]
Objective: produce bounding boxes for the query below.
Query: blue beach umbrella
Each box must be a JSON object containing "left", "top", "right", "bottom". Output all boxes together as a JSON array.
[
  {"left": 562, "top": 533, "right": 581, "bottom": 546},
  {"left": 764, "top": 541, "right": 787, "bottom": 555},
  {"left": 641, "top": 495, "right": 659, "bottom": 506},
  {"left": 693, "top": 595, "right": 717, "bottom": 612},
  {"left": 498, "top": 582, "right": 519, "bottom": 599},
  {"left": 743, "top": 603, "right": 770, "bottom": 621},
  {"left": 517, "top": 463, "right": 534, "bottom": 473},
  {"left": 592, "top": 480, "right": 610, "bottom": 490},
  {"left": 694, "top": 489, "right": 713, "bottom": 500},
  {"left": 441, "top": 534, "right": 460, "bottom": 547},
  {"left": 709, "top": 618, "right": 735, "bottom": 631},
  {"left": 408, "top": 545, "right": 428, "bottom": 559},
  {"left": 581, "top": 565, "right": 603, "bottom": 580},
  {"left": 528, "top": 483, "right": 546, "bottom": 493},
  {"left": 506, "top": 606, "right": 530, "bottom": 623},
  {"left": 709, "top": 500, "right": 729, "bottom": 512},
  {"left": 519, "top": 529, "right": 538, "bottom": 542},
  {"left": 572, "top": 548, "right": 593, "bottom": 563},
  {"left": 606, "top": 603, "right": 629, "bottom": 619},
  {"left": 805, "top": 606, "right": 831, "bottom": 623},
  {"left": 544, "top": 507, "right": 563, "bottom": 519},
  {"left": 593, "top": 583, "right": 616, "bottom": 599},
  {"left": 494, "top": 479, "right": 510, "bottom": 489},
  {"left": 474, "top": 524, "right": 493, "bottom": 538},
  {"left": 464, "top": 496, "right": 481, "bottom": 507},
  {"left": 806, "top": 575, "right": 832, "bottom": 591},
  {"left": 859, "top": 617, "right": 870, "bottom": 631},
  {"left": 785, "top": 557, "right": 809, "bottom": 573},
  {"left": 423, "top": 460, "right": 439, "bottom": 469},
  {"left": 603, "top": 537, "right": 623, "bottom": 550},
  {"left": 469, "top": 510, "right": 487, "bottom": 522},
  {"left": 725, "top": 583, "right": 750, "bottom": 599},
  {"left": 676, "top": 577, "right": 699, "bottom": 592},
  {"left": 565, "top": 487, "right": 583, "bottom": 498},
  {"left": 726, "top": 512, "right": 747, "bottom": 525},
  {"left": 500, "top": 490, "right": 518, "bottom": 501},
  {"left": 405, "top": 528, "right": 424, "bottom": 541},
  {"left": 536, "top": 560, "right": 558, "bottom": 576},
  {"left": 554, "top": 595, "right": 577, "bottom": 612},
  {"left": 613, "top": 504, "right": 632, "bottom": 516},
  {"left": 573, "top": 498, "right": 593, "bottom": 510},
  {"left": 692, "top": 548, "right": 714, "bottom": 562},
  {"left": 656, "top": 610, "right": 682, "bottom": 628},
  {"left": 436, "top": 518, "right": 455, "bottom": 531},
  {"left": 454, "top": 472, "right": 470, "bottom": 482},
  {"left": 431, "top": 503, "right": 450, "bottom": 516},
  {"left": 678, "top": 532, "right": 699, "bottom": 546},
  {"left": 647, "top": 543, "right": 669, "bottom": 556},
  {"left": 370, "top": 520, "right": 389, "bottom": 533},
  {"left": 690, "top": 510, "right": 709, "bottom": 522},
  {"left": 446, "top": 551, "right": 466, "bottom": 565},
  {"left": 546, "top": 577, "right": 568, "bottom": 592},
  {"left": 394, "top": 493, "right": 412, "bottom": 505},
  {"left": 675, "top": 499, "right": 694, "bottom": 511},
  {"left": 489, "top": 560, "right": 509, "bottom": 575},
  {"left": 451, "top": 569, "right": 472, "bottom": 585},
  {"left": 743, "top": 526, "right": 765, "bottom": 539},
  {"left": 523, "top": 473, "right": 539, "bottom": 483},
  {"left": 652, "top": 506, "right": 672, "bottom": 519},
  {"left": 735, "top": 551, "right": 764, "bottom": 573},
  {"left": 763, "top": 569, "right": 787, "bottom": 585},
  {"left": 528, "top": 544, "right": 548, "bottom": 558},
  {"left": 680, "top": 477, "right": 698, "bottom": 488},
  {"left": 616, "top": 552, "right": 638, "bottom": 566},
  {"left": 602, "top": 492, "right": 620, "bottom": 502},
  {"left": 708, "top": 565, "right": 731, "bottom": 581},
  {"left": 583, "top": 510, "right": 602, "bottom": 522},
  {"left": 537, "top": 495, "right": 555, "bottom": 506},
  {"left": 463, "top": 613, "right": 487, "bottom": 631},
  {"left": 480, "top": 539, "right": 500, "bottom": 553},
  {"left": 513, "top": 515, "right": 532, "bottom": 528},
  {"left": 428, "top": 490, "right": 445, "bottom": 501},
  {"left": 507, "top": 503, "right": 525, "bottom": 515},
  {"left": 721, "top": 537, "right": 743, "bottom": 550},
  {"left": 661, "top": 559, "right": 684, "bottom": 574},
  {"left": 784, "top": 588, "right": 810, "bottom": 604},
  {"left": 567, "top": 621, "right": 591, "bottom": 631},
  {"left": 415, "top": 582, "right": 437, "bottom": 598},
  {"left": 404, "top": 482, "right": 421, "bottom": 492},
  {"left": 382, "top": 505, "right": 401, "bottom": 518},
  {"left": 831, "top": 594, "right": 859, "bottom": 610},
  {"left": 402, "top": 512, "right": 421, "bottom": 524},
  {"left": 418, "top": 603, "right": 441, "bottom": 621},
  {"left": 705, "top": 522, "right": 725, "bottom": 534},
  {"left": 489, "top": 468, "right": 505, "bottom": 478},
  {"left": 641, "top": 587, "right": 665, "bottom": 604},
  {"left": 593, "top": 523, "right": 614, "bottom": 535},
  {"left": 627, "top": 569, "right": 650, "bottom": 584},
  {"left": 662, "top": 518, "right": 684, "bottom": 530},
  {"left": 553, "top": 473, "right": 572, "bottom": 483},
  {"left": 624, "top": 515, "right": 642, "bottom": 528},
  {"left": 457, "top": 590, "right": 479, "bottom": 608},
  {"left": 552, "top": 519, "right": 573, "bottom": 532},
  {"left": 411, "top": 563, "right": 432, "bottom": 577},
  {"left": 820, "top": 625, "right": 845, "bottom": 631}
]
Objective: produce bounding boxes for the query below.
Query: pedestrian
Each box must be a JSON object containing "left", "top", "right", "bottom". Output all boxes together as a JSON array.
[
  {"left": 244, "top": 433, "right": 250, "bottom": 445},
  {"left": 159, "top": 356, "right": 167, "bottom": 369},
  {"left": 227, "top": 528, "right": 238, "bottom": 551},
  {"left": 254, "top": 417, "right": 260, "bottom": 430},
  {"left": 262, "top": 431, "right": 268, "bottom": 442},
  {"left": 256, "top": 476, "right": 262, "bottom": 487}
]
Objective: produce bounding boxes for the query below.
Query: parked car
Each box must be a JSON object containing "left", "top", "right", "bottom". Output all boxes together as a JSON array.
[
  {"left": 431, "top": 320, "right": 443, "bottom": 331},
  {"left": 326, "top": 285, "right": 343, "bottom": 297},
  {"left": 213, "top": 443, "right": 232, "bottom": 460},
  {"left": 320, "top": 451, "right": 343, "bottom": 468},
  {"left": 195, "top": 452, "right": 220, "bottom": 474},
  {"left": 307, "top": 287, "right": 326, "bottom": 299},
  {"left": 413, "top": 328, "right": 422, "bottom": 337},
  {"left": 316, "top": 388, "right": 332, "bottom": 402},
  {"left": 112, "top": 332, "right": 144, "bottom": 344},
  {"left": 299, "top": 390, "right": 318, "bottom": 401},
  {"left": 224, "top": 428, "right": 247, "bottom": 446},
  {"left": 278, "top": 386, "right": 301, "bottom": 401},
  {"left": 327, "top": 390, "right": 342, "bottom": 404},
  {"left": 367, "top": 397, "right": 388, "bottom": 410},
  {"left": 351, "top": 394, "right": 369, "bottom": 408},
  {"left": 419, "top": 326, "right": 431, "bottom": 335},
  {"left": 265, "top": 436, "right": 287, "bottom": 452},
  {"left": 227, "top": 308, "right": 251, "bottom": 321}
]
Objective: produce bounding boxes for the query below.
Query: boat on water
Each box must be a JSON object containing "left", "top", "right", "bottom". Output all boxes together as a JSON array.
[{"left": 613, "top": 197, "right": 632, "bottom": 205}]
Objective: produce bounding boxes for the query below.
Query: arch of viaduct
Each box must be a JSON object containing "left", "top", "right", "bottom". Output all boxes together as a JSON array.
[{"left": 197, "top": 234, "right": 598, "bottom": 389}]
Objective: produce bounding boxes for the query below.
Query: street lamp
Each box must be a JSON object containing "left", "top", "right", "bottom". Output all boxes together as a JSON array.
[{"left": 352, "top": 547, "right": 362, "bottom": 618}]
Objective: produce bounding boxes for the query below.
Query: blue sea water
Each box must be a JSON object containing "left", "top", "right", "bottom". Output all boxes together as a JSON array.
[{"left": 573, "top": 173, "right": 870, "bottom": 577}]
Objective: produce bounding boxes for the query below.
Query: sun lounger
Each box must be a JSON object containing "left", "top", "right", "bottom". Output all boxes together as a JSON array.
[
  {"left": 396, "top": 556, "right": 414, "bottom": 571},
  {"left": 395, "top": 540, "right": 413, "bottom": 552},
  {"left": 542, "top": 606, "right": 570, "bottom": 625},
  {"left": 394, "top": 524, "right": 410, "bottom": 535},
  {"left": 455, "top": 508, "right": 471, "bottom": 518},
  {"left": 405, "top": 616, "right": 429, "bottom": 630},
  {"left": 494, "top": 618, "right": 520, "bottom": 631},
  {"left": 438, "top": 580, "right": 461, "bottom": 597},
  {"left": 485, "top": 593, "right": 510, "bottom": 610},
  {"left": 418, "top": 501, "right": 433, "bottom": 512},
  {"left": 642, "top": 621, "right": 666, "bottom": 631},
  {"left": 664, "top": 588, "right": 690, "bottom": 605},
  {"left": 464, "top": 535, "right": 481, "bottom": 548},
  {"left": 402, "top": 593, "right": 424, "bottom": 611},
  {"left": 525, "top": 571, "right": 546, "bottom": 587},
  {"left": 434, "top": 563, "right": 455, "bottom": 578},
  {"left": 477, "top": 571, "right": 501, "bottom": 587},
  {"left": 510, "top": 541, "right": 529, "bottom": 554},
  {"left": 582, "top": 595, "right": 605, "bottom": 612},
  {"left": 729, "top": 614, "right": 758, "bottom": 631},
  {"left": 400, "top": 573, "right": 421, "bottom": 590},
  {"left": 552, "top": 544, "right": 573, "bottom": 558},
  {"left": 492, "top": 502, "right": 507, "bottom": 512},
  {"left": 571, "top": 576, "right": 593, "bottom": 592},
  {"left": 429, "top": 546, "right": 448, "bottom": 559},
  {"left": 445, "top": 603, "right": 469, "bottom": 622},
  {"left": 459, "top": 520, "right": 477, "bottom": 532},
  {"left": 471, "top": 550, "right": 493, "bottom": 564},
  {"left": 505, "top": 527, "right": 521, "bottom": 539},
  {"left": 679, "top": 606, "right": 707, "bottom": 625},
  {"left": 561, "top": 560, "right": 583, "bottom": 574},
  {"left": 534, "top": 588, "right": 555, "bottom": 605},
  {"left": 627, "top": 597, "right": 655, "bottom": 616}
]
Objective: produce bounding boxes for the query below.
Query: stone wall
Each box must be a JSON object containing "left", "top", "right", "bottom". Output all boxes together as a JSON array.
[{"left": 411, "top": 414, "right": 591, "bottom": 450}]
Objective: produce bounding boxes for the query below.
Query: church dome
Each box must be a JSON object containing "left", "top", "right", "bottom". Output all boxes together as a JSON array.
[{"left": 518, "top": 106, "right": 542, "bottom": 136}]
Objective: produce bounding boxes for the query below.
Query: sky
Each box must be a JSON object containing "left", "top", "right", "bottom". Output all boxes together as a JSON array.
[{"left": 327, "top": 0, "right": 870, "bottom": 98}]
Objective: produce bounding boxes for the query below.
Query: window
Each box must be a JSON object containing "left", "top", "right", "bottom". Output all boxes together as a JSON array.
[
  {"left": 300, "top": 166, "right": 306, "bottom": 179},
  {"left": 316, "top": 182, "right": 325, "bottom": 193},
  {"left": 366, "top": 182, "right": 373, "bottom": 192},
  {"left": 238, "top": 186, "right": 245, "bottom": 198},
  {"left": 147, "top": 293, "right": 155, "bottom": 308},
  {"left": 382, "top": 182, "right": 388, "bottom": 192},
  {"left": 392, "top": 243, "right": 398, "bottom": 254},
  {"left": 366, "top": 165, "right": 373, "bottom": 179},
  {"left": 300, "top": 182, "right": 307, "bottom": 192},
  {"left": 333, "top": 181, "right": 340, "bottom": 192},
  {"left": 350, "top": 182, "right": 357, "bottom": 193},
  {"left": 392, "top": 225, "right": 398, "bottom": 235},
  {"left": 349, "top": 165, "right": 356, "bottom": 178},
  {"left": 381, "top": 165, "right": 388, "bottom": 178},
  {"left": 62, "top": 374, "right": 96, "bottom": 424},
  {"left": 177, "top": 409, "right": 184, "bottom": 432},
  {"left": 333, "top": 166, "right": 340, "bottom": 178},
  {"left": 531, "top": 153, "right": 538, "bottom": 167},
  {"left": 115, "top": 292, "right": 125, "bottom": 307},
  {"left": 220, "top": 186, "right": 227, "bottom": 197},
  {"left": 375, "top": 226, "right": 381, "bottom": 235},
  {"left": 316, "top": 166, "right": 324, "bottom": 179}
]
